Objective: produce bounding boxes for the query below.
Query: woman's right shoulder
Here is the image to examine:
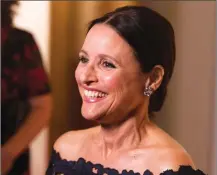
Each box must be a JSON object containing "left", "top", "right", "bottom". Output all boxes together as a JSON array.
[{"left": 53, "top": 126, "right": 99, "bottom": 160}]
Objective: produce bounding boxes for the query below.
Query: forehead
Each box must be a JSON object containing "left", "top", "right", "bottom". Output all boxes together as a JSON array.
[{"left": 82, "top": 24, "right": 134, "bottom": 58}]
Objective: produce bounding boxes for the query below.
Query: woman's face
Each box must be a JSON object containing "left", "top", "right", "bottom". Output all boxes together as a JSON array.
[{"left": 75, "top": 24, "right": 146, "bottom": 124}]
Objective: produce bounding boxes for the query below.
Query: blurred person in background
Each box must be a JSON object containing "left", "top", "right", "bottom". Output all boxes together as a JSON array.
[
  {"left": 1, "top": 1, "right": 52, "bottom": 174},
  {"left": 46, "top": 6, "right": 205, "bottom": 175}
]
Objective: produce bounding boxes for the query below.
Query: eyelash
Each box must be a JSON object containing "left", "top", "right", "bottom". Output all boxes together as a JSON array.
[
  {"left": 78, "top": 56, "right": 88, "bottom": 63},
  {"left": 78, "top": 56, "right": 116, "bottom": 69},
  {"left": 102, "top": 60, "right": 116, "bottom": 69}
]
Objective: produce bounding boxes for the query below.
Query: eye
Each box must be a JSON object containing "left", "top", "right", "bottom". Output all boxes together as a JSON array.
[
  {"left": 79, "top": 56, "right": 88, "bottom": 64},
  {"left": 102, "top": 60, "right": 116, "bottom": 68}
]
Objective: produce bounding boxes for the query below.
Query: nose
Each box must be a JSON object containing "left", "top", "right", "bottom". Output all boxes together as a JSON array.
[{"left": 80, "top": 64, "right": 98, "bottom": 86}]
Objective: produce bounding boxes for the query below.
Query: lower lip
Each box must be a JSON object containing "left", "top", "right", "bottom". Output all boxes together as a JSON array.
[{"left": 83, "top": 95, "right": 106, "bottom": 103}]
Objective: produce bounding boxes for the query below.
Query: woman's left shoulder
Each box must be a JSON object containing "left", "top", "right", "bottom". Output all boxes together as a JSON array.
[
  {"left": 135, "top": 145, "right": 206, "bottom": 175},
  {"left": 158, "top": 150, "right": 206, "bottom": 174},
  {"left": 146, "top": 125, "right": 198, "bottom": 173},
  {"left": 157, "top": 147, "right": 195, "bottom": 171},
  {"left": 144, "top": 147, "right": 206, "bottom": 174}
]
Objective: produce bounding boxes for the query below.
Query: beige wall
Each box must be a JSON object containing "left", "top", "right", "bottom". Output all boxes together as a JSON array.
[
  {"left": 146, "top": 2, "right": 216, "bottom": 174},
  {"left": 14, "top": 1, "right": 51, "bottom": 175}
]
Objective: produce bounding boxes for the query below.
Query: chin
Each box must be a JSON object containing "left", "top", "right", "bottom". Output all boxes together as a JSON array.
[
  {"left": 82, "top": 113, "right": 98, "bottom": 121},
  {"left": 81, "top": 106, "right": 119, "bottom": 125},
  {"left": 80, "top": 99, "right": 111, "bottom": 121},
  {"left": 81, "top": 107, "right": 104, "bottom": 121}
]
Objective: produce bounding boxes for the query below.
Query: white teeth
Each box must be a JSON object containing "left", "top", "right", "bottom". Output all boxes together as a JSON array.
[
  {"left": 94, "top": 92, "right": 98, "bottom": 97},
  {"left": 86, "top": 91, "right": 90, "bottom": 96},
  {"left": 88, "top": 91, "right": 92, "bottom": 96},
  {"left": 84, "top": 90, "right": 107, "bottom": 98},
  {"left": 92, "top": 92, "right": 95, "bottom": 97}
]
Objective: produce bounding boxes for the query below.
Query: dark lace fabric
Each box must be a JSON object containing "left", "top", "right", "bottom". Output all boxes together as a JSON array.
[{"left": 46, "top": 150, "right": 206, "bottom": 175}]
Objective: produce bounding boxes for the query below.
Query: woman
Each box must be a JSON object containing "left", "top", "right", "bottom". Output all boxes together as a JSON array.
[
  {"left": 1, "top": 1, "right": 52, "bottom": 174},
  {"left": 46, "top": 6, "right": 205, "bottom": 175}
]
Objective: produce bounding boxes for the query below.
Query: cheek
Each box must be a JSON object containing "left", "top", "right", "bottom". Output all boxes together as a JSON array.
[
  {"left": 103, "top": 71, "right": 143, "bottom": 96},
  {"left": 100, "top": 72, "right": 126, "bottom": 92},
  {"left": 105, "top": 75, "right": 118, "bottom": 88}
]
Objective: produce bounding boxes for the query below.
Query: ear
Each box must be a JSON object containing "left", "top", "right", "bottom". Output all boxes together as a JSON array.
[{"left": 145, "top": 65, "right": 164, "bottom": 91}]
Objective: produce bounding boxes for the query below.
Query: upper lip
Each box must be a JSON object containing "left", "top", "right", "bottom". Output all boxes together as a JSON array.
[{"left": 81, "top": 85, "right": 107, "bottom": 94}]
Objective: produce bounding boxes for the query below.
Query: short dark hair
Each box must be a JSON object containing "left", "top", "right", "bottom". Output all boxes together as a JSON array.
[
  {"left": 88, "top": 6, "right": 176, "bottom": 114},
  {"left": 1, "top": 0, "right": 19, "bottom": 27}
]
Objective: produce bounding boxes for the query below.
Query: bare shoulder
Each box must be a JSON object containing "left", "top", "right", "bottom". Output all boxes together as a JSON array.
[
  {"left": 140, "top": 124, "right": 195, "bottom": 174},
  {"left": 157, "top": 147, "right": 195, "bottom": 172},
  {"left": 138, "top": 145, "right": 195, "bottom": 174},
  {"left": 157, "top": 131, "right": 195, "bottom": 171},
  {"left": 54, "top": 126, "right": 99, "bottom": 160},
  {"left": 153, "top": 138, "right": 195, "bottom": 173}
]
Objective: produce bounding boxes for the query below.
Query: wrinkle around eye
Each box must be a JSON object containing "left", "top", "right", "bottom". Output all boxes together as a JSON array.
[{"left": 102, "top": 60, "right": 116, "bottom": 69}]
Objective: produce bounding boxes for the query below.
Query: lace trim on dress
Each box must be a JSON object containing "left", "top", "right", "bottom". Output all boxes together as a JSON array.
[{"left": 46, "top": 150, "right": 207, "bottom": 175}]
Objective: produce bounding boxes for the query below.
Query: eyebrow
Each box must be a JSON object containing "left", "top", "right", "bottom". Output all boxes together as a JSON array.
[
  {"left": 79, "top": 49, "right": 88, "bottom": 56},
  {"left": 79, "top": 49, "right": 119, "bottom": 63},
  {"left": 98, "top": 54, "right": 117, "bottom": 62}
]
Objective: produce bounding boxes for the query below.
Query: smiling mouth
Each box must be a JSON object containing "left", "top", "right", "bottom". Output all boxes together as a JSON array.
[{"left": 84, "top": 90, "right": 108, "bottom": 99}]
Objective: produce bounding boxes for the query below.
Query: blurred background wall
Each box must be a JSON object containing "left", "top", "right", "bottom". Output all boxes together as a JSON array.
[
  {"left": 147, "top": 2, "right": 216, "bottom": 175},
  {"left": 13, "top": 1, "right": 216, "bottom": 175}
]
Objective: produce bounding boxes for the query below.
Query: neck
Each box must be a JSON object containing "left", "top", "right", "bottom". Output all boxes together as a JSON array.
[{"left": 97, "top": 104, "right": 150, "bottom": 159}]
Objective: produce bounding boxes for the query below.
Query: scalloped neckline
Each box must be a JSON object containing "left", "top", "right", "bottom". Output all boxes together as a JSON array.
[{"left": 53, "top": 150, "right": 205, "bottom": 175}]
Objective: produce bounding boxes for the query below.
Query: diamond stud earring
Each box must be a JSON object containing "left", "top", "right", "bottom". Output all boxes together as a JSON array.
[{"left": 144, "top": 86, "right": 153, "bottom": 97}]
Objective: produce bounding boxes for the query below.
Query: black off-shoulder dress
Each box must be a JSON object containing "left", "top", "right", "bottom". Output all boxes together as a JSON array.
[{"left": 46, "top": 150, "right": 206, "bottom": 175}]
